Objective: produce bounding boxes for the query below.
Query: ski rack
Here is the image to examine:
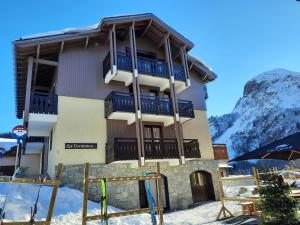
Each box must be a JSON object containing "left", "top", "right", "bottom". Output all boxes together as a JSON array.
[
  {"left": 216, "top": 167, "right": 260, "bottom": 220},
  {"left": 0, "top": 163, "right": 63, "bottom": 225},
  {"left": 82, "top": 162, "right": 164, "bottom": 225}
]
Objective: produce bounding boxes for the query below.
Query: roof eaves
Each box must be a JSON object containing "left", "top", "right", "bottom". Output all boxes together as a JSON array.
[{"left": 99, "top": 13, "right": 194, "bottom": 49}]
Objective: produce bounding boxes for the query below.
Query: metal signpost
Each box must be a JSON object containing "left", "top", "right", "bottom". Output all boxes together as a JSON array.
[{"left": 11, "top": 125, "right": 28, "bottom": 171}]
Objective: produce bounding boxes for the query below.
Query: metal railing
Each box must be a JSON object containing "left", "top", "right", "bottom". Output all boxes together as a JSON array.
[
  {"left": 103, "top": 51, "right": 186, "bottom": 81},
  {"left": 106, "top": 138, "right": 200, "bottom": 163},
  {"left": 29, "top": 93, "right": 58, "bottom": 114},
  {"left": 105, "top": 92, "right": 194, "bottom": 118}
]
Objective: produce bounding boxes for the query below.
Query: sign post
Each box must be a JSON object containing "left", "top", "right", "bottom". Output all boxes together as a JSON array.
[{"left": 11, "top": 125, "right": 28, "bottom": 172}]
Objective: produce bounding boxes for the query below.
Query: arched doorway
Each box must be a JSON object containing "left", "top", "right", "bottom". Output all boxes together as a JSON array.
[
  {"left": 139, "top": 173, "right": 170, "bottom": 210},
  {"left": 190, "top": 170, "right": 215, "bottom": 203}
]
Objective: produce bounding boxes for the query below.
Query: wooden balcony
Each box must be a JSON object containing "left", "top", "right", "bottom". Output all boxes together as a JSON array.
[
  {"left": 103, "top": 52, "right": 188, "bottom": 93},
  {"left": 105, "top": 92, "right": 194, "bottom": 126},
  {"left": 106, "top": 138, "right": 200, "bottom": 163},
  {"left": 213, "top": 144, "right": 229, "bottom": 160},
  {"left": 28, "top": 93, "right": 58, "bottom": 137}
]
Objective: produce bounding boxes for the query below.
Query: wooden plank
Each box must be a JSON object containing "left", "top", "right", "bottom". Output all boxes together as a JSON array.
[
  {"left": 218, "top": 177, "right": 256, "bottom": 182},
  {"left": 158, "top": 32, "right": 170, "bottom": 48},
  {"left": 0, "top": 177, "right": 58, "bottom": 185},
  {"left": 129, "top": 22, "right": 145, "bottom": 166},
  {"left": 85, "top": 207, "right": 164, "bottom": 221},
  {"left": 164, "top": 37, "right": 184, "bottom": 164},
  {"left": 87, "top": 175, "right": 160, "bottom": 183},
  {"left": 141, "top": 19, "right": 152, "bottom": 37},
  {"left": 2, "top": 221, "right": 50, "bottom": 225},
  {"left": 84, "top": 37, "right": 89, "bottom": 48},
  {"left": 59, "top": 41, "right": 64, "bottom": 54},
  {"left": 24, "top": 57, "right": 33, "bottom": 120},
  {"left": 46, "top": 163, "right": 63, "bottom": 222},
  {"left": 156, "top": 163, "right": 164, "bottom": 225},
  {"left": 33, "top": 58, "right": 58, "bottom": 66},
  {"left": 82, "top": 163, "right": 89, "bottom": 225}
]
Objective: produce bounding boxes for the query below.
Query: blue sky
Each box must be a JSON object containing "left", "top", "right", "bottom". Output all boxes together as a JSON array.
[{"left": 1, "top": 0, "right": 300, "bottom": 133}]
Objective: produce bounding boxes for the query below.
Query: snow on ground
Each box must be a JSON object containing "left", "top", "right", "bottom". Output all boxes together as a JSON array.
[{"left": 0, "top": 182, "right": 243, "bottom": 225}]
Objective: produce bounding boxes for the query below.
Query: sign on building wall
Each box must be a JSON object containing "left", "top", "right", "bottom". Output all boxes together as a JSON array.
[{"left": 65, "top": 143, "right": 97, "bottom": 149}]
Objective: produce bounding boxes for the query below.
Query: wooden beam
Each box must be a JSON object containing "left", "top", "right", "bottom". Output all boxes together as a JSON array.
[
  {"left": 129, "top": 22, "right": 145, "bottom": 166},
  {"left": 87, "top": 175, "right": 160, "bottom": 183},
  {"left": 158, "top": 32, "right": 170, "bottom": 48},
  {"left": 141, "top": 19, "right": 152, "bottom": 38},
  {"left": 84, "top": 37, "right": 89, "bottom": 48},
  {"left": 32, "top": 45, "right": 40, "bottom": 91},
  {"left": 82, "top": 163, "right": 89, "bottom": 225},
  {"left": 156, "top": 163, "right": 164, "bottom": 225},
  {"left": 164, "top": 37, "right": 185, "bottom": 164},
  {"left": 24, "top": 57, "right": 33, "bottom": 121},
  {"left": 60, "top": 41, "right": 64, "bottom": 54},
  {"left": 33, "top": 58, "right": 58, "bottom": 66}
]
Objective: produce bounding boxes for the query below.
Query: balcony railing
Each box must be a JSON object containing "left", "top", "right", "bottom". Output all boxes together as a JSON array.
[
  {"left": 213, "top": 144, "right": 229, "bottom": 160},
  {"left": 26, "top": 137, "right": 45, "bottom": 143},
  {"left": 105, "top": 92, "right": 195, "bottom": 118},
  {"left": 103, "top": 52, "right": 186, "bottom": 81},
  {"left": 106, "top": 138, "right": 200, "bottom": 163},
  {"left": 29, "top": 93, "right": 58, "bottom": 114}
]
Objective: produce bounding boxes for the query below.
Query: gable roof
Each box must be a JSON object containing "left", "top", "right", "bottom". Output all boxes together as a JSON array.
[{"left": 13, "top": 13, "right": 217, "bottom": 119}]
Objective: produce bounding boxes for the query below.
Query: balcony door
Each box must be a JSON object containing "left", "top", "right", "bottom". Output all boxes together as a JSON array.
[{"left": 144, "top": 125, "right": 163, "bottom": 159}]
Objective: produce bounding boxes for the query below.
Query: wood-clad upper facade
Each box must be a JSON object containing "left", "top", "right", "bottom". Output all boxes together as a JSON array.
[{"left": 14, "top": 13, "right": 219, "bottom": 170}]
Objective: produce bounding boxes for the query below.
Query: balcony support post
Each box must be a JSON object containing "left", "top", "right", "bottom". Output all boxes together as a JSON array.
[
  {"left": 129, "top": 23, "right": 145, "bottom": 166},
  {"left": 164, "top": 37, "right": 185, "bottom": 165},
  {"left": 109, "top": 24, "right": 117, "bottom": 74},
  {"left": 24, "top": 57, "right": 34, "bottom": 122},
  {"left": 180, "top": 46, "right": 191, "bottom": 87}
]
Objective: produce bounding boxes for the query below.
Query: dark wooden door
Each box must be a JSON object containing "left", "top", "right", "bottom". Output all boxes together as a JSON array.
[
  {"left": 144, "top": 125, "right": 163, "bottom": 159},
  {"left": 190, "top": 171, "right": 215, "bottom": 203}
]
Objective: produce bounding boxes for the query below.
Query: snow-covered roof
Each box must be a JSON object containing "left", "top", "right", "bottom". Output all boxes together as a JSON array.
[
  {"left": 218, "top": 163, "right": 233, "bottom": 168},
  {"left": 21, "top": 23, "right": 99, "bottom": 40}
]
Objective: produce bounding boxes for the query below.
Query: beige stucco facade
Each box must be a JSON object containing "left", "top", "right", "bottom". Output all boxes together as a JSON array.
[
  {"left": 47, "top": 96, "right": 215, "bottom": 177},
  {"left": 48, "top": 96, "right": 107, "bottom": 177},
  {"left": 182, "top": 110, "right": 215, "bottom": 160}
]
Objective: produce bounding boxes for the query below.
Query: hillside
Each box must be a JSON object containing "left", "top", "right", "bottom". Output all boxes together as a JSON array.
[{"left": 209, "top": 69, "right": 300, "bottom": 158}]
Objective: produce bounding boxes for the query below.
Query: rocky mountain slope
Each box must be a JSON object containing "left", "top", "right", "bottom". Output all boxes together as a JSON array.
[{"left": 209, "top": 69, "right": 300, "bottom": 158}]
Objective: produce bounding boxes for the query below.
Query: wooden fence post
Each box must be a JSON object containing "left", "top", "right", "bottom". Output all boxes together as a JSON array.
[
  {"left": 46, "top": 163, "right": 63, "bottom": 222},
  {"left": 156, "top": 162, "right": 164, "bottom": 225},
  {"left": 82, "top": 163, "right": 89, "bottom": 225}
]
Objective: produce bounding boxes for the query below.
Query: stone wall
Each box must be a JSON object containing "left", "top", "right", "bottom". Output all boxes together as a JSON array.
[{"left": 60, "top": 159, "right": 220, "bottom": 210}]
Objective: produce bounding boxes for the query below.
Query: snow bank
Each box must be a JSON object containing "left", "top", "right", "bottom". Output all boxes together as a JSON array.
[{"left": 0, "top": 183, "right": 242, "bottom": 225}]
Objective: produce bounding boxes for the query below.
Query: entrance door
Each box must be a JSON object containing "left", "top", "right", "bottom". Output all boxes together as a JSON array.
[
  {"left": 144, "top": 125, "right": 163, "bottom": 159},
  {"left": 190, "top": 171, "right": 215, "bottom": 203}
]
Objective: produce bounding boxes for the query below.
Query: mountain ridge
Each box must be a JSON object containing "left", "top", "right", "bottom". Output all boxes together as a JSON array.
[{"left": 209, "top": 68, "right": 300, "bottom": 158}]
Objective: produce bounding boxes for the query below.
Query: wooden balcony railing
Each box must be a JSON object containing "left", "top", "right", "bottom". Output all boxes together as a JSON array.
[
  {"left": 103, "top": 52, "right": 186, "bottom": 81},
  {"left": 106, "top": 138, "right": 200, "bottom": 163},
  {"left": 29, "top": 93, "right": 58, "bottom": 114},
  {"left": 105, "top": 91, "right": 195, "bottom": 118},
  {"left": 213, "top": 144, "right": 229, "bottom": 160}
]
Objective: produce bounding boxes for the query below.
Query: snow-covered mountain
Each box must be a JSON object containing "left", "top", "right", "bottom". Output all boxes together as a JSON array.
[{"left": 209, "top": 69, "right": 300, "bottom": 158}]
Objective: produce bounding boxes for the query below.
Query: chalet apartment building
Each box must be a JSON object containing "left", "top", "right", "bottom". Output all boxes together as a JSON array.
[{"left": 14, "top": 14, "right": 229, "bottom": 210}]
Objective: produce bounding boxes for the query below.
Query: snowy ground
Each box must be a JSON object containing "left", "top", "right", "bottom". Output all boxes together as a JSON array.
[{"left": 0, "top": 183, "right": 247, "bottom": 225}]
